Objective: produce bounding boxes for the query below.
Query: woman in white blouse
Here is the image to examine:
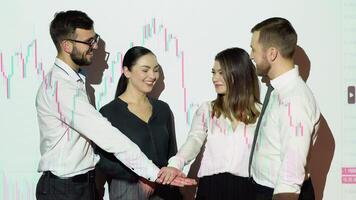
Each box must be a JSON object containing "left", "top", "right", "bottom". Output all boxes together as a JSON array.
[{"left": 167, "top": 47, "right": 261, "bottom": 200}]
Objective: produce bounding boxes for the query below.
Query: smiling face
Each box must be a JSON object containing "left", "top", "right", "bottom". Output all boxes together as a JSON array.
[
  {"left": 125, "top": 53, "right": 160, "bottom": 94},
  {"left": 69, "top": 28, "right": 98, "bottom": 66},
  {"left": 212, "top": 60, "right": 227, "bottom": 95}
]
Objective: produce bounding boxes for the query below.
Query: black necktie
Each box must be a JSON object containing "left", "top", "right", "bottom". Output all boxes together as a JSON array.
[{"left": 248, "top": 85, "right": 274, "bottom": 177}]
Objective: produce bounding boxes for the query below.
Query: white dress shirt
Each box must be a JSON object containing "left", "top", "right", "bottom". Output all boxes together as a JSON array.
[
  {"left": 251, "top": 67, "right": 320, "bottom": 194},
  {"left": 36, "top": 58, "right": 159, "bottom": 180},
  {"left": 169, "top": 101, "right": 260, "bottom": 178}
]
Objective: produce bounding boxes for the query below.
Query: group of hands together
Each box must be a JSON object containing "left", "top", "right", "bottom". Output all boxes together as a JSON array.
[
  {"left": 138, "top": 166, "right": 197, "bottom": 198},
  {"left": 139, "top": 167, "right": 299, "bottom": 200}
]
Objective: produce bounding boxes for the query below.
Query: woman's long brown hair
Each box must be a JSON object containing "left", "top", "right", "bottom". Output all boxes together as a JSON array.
[{"left": 212, "top": 47, "right": 260, "bottom": 124}]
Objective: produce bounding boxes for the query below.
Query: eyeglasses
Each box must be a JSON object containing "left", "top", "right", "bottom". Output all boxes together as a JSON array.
[{"left": 66, "top": 34, "right": 100, "bottom": 50}]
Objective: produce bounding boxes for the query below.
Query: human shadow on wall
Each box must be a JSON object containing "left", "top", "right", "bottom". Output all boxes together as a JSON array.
[
  {"left": 180, "top": 46, "right": 335, "bottom": 200},
  {"left": 295, "top": 46, "right": 335, "bottom": 200},
  {"left": 81, "top": 38, "right": 109, "bottom": 200},
  {"left": 259, "top": 45, "right": 310, "bottom": 86},
  {"left": 81, "top": 38, "right": 109, "bottom": 108},
  {"left": 294, "top": 45, "right": 311, "bottom": 82},
  {"left": 148, "top": 66, "right": 165, "bottom": 99}
]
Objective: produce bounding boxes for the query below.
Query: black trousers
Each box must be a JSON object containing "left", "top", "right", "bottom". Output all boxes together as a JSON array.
[
  {"left": 253, "top": 178, "right": 315, "bottom": 200},
  {"left": 195, "top": 173, "right": 254, "bottom": 200},
  {"left": 36, "top": 170, "right": 95, "bottom": 200}
]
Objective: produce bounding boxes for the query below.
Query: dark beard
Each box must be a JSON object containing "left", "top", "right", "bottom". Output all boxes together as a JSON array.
[
  {"left": 71, "top": 48, "right": 91, "bottom": 66},
  {"left": 256, "top": 57, "right": 270, "bottom": 77},
  {"left": 256, "top": 64, "right": 271, "bottom": 77}
]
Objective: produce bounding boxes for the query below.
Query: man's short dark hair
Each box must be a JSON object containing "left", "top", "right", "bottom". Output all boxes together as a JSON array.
[
  {"left": 251, "top": 17, "right": 297, "bottom": 59},
  {"left": 50, "top": 10, "right": 94, "bottom": 51}
]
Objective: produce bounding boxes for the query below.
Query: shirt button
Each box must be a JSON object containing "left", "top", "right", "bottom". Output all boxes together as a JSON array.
[{"left": 147, "top": 178, "right": 151, "bottom": 181}]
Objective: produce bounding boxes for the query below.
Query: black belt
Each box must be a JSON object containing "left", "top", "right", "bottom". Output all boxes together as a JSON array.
[
  {"left": 251, "top": 178, "right": 274, "bottom": 194},
  {"left": 43, "top": 170, "right": 95, "bottom": 183},
  {"left": 251, "top": 177, "right": 313, "bottom": 194}
]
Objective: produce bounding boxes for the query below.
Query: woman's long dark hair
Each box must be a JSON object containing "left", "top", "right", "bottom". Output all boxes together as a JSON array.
[
  {"left": 212, "top": 47, "right": 261, "bottom": 124},
  {"left": 114, "top": 46, "right": 154, "bottom": 99}
]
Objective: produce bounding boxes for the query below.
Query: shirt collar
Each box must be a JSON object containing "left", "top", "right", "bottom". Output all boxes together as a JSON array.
[
  {"left": 117, "top": 97, "right": 158, "bottom": 122},
  {"left": 54, "top": 58, "right": 85, "bottom": 83},
  {"left": 270, "top": 66, "right": 299, "bottom": 92}
]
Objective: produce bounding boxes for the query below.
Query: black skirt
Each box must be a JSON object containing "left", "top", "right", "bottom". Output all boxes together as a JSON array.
[{"left": 195, "top": 172, "right": 254, "bottom": 200}]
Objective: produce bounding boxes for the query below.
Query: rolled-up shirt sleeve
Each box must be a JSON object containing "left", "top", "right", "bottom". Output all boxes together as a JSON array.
[
  {"left": 273, "top": 97, "right": 320, "bottom": 194},
  {"left": 51, "top": 80, "right": 159, "bottom": 181},
  {"left": 168, "top": 103, "right": 208, "bottom": 170}
]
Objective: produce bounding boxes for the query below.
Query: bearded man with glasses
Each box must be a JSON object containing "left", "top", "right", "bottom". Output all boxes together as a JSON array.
[{"left": 35, "top": 10, "right": 196, "bottom": 200}]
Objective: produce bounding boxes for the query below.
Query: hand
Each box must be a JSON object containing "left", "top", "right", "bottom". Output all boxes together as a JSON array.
[
  {"left": 139, "top": 178, "right": 156, "bottom": 198},
  {"left": 169, "top": 176, "right": 197, "bottom": 187},
  {"left": 156, "top": 167, "right": 185, "bottom": 185},
  {"left": 156, "top": 167, "right": 197, "bottom": 187}
]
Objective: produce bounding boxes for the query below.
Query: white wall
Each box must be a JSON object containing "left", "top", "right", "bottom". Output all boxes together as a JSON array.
[{"left": 0, "top": 0, "right": 354, "bottom": 199}]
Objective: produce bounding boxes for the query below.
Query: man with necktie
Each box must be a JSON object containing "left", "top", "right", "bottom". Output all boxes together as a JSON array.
[{"left": 248, "top": 17, "right": 320, "bottom": 200}]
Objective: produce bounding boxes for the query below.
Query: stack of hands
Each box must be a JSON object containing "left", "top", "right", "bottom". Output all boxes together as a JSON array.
[
  {"left": 138, "top": 166, "right": 197, "bottom": 198},
  {"left": 156, "top": 166, "right": 197, "bottom": 186}
]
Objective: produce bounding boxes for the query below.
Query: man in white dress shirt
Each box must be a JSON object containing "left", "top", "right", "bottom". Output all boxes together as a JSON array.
[
  {"left": 249, "top": 17, "right": 320, "bottom": 200},
  {"left": 35, "top": 10, "right": 194, "bottom": 200}
]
